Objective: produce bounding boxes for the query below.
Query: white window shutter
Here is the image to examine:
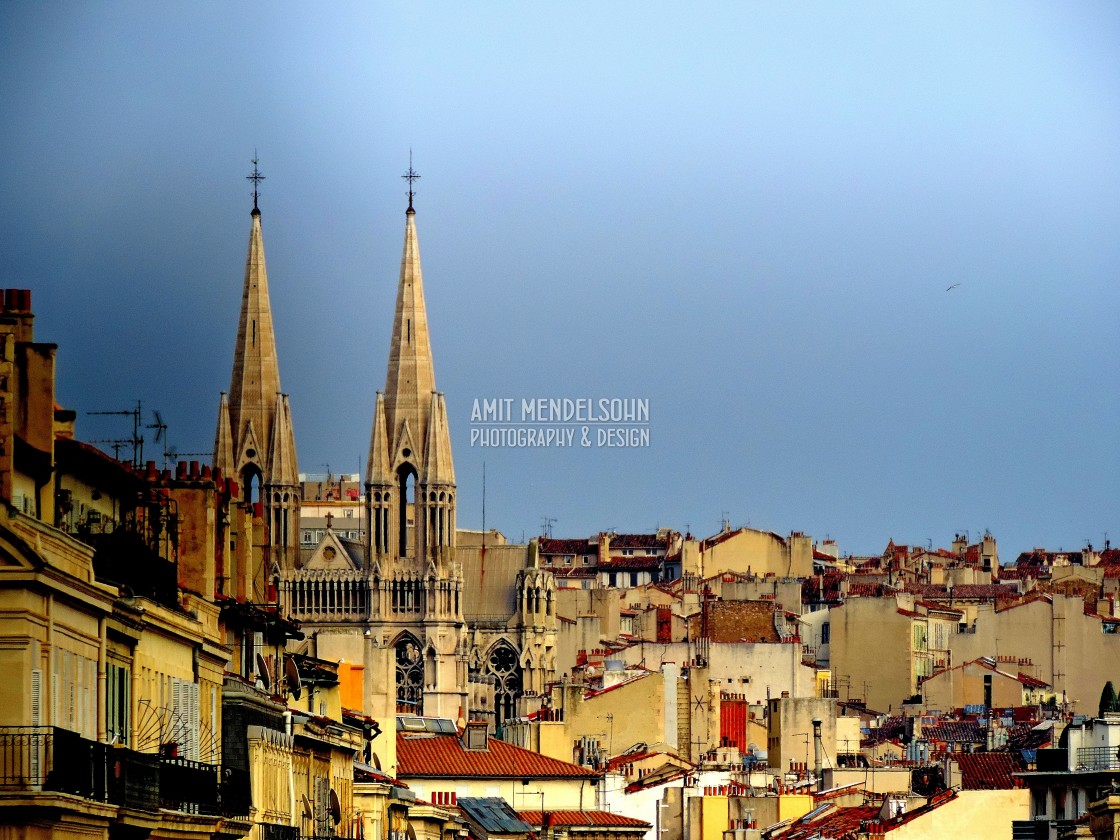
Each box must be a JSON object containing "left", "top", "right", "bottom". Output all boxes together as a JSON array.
[{"left": 30, "top": 669, "right": 42, "bottom": 726}]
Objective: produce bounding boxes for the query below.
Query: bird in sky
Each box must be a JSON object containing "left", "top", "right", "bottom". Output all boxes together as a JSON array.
[{"left": 946, "top": 283, "right": 961, "bottom": 291}]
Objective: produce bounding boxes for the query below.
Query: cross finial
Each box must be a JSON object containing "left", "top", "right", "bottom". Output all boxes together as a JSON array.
[
  {"left": 402, "top": 150, "right": 420, "bottom": 213},
  {"left": 247, "top": 153, "right": 265, "bottom": 211}
]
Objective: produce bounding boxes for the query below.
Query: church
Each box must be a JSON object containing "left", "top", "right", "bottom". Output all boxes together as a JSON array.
[{"left": 213, "top": 162, "right": 557, "bottom": 774}]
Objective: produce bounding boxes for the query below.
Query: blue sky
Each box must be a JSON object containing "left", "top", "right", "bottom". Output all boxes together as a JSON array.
[{"left": 1, "top": 2, "right": 1117, "bottom": 557}]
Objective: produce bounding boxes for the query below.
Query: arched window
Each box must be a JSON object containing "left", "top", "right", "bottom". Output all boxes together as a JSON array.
[
  {"left": 486, "top": 642, "right": 522, "bottom": 731},
  {"left": 395, "top": 634, "right": 424, "bottom": 714},
  {"left": 241, "top": 465, "right": 262, "bottom": 506},
  {"left": 397, "top": 465, "right": 416, "bottom": 557}
]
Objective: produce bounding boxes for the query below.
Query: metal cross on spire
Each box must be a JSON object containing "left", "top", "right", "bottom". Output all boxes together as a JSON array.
[
  {"left": 402, "top": 151, "right": 420, "bottom": 212},
  {"left": 247, "top": 153, "right": 265, "bottom": 211}
]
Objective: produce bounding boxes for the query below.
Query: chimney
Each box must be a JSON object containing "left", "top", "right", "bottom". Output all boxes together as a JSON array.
[{"left": 812, "top": 718, "right": 823, "bottom": 790}]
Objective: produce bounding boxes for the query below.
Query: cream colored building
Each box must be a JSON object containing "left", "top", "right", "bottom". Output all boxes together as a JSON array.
[
  {"left": 829, "top": 595, "right": 932, "bottom": 712},
  {"left": 921, "top": 656, "right": 1049, "bottom": 711},
  {"left": 680, "top": 527, "right": 813, "bottom": 580},
  {"left": 951, "top": 594, "right": 1120, "bottom": 712}
]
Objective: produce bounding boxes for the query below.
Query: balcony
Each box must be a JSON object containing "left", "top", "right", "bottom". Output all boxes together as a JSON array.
[
  {"left": 1076, "top": 745, "right": 1120, "bottom": 771},
  {"left": 0, "top": 726, "right": 110, "bottom": 800},
  {"left": 160, "top": 756, "right": 220, "bottom": 814},
  {"left": 0, "top": 726, "right": 223, "bottom": 814}
]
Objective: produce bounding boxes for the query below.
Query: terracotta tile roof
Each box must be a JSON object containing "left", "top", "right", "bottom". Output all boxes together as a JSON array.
[
  {"left": 544, "top": 566, "right": 598, "bottom": 578},
  {"left": 780, "top": 804, "right": 879, "bottom": 839},
  {"left": 599, "top": 557, "right": 661, "bottom": 570},
  {"left": 954, "top": 752, "right": 1025, "bottom": 789},
  {"left": 539, "top": 538, "right": 596, "bottom": 555},
  {"left": 951, "top": 584, "right": 1020, "bottom": 600},
  {"left": 396, "top": 733, "right": 598, "bottom": 780},
  {"left": 846, "top": 582, "right": 892, "bottom": 597},
  {"left": 608, "top": 533, "right": 664, "bottom": 549},
  {"left": 904, "top": 583, "right": 949, "bottom": 597},
  {"left": 1006, "top": 722, "right": 1053, "bottom": 751},
  {"left": 782, "top": 791, "right": 958, "bottom": 838},
  {"left": 922, "top": 721, "right": 985, "bottom": 744},
  {"left": 803, "top": 572, "right": 844, "bottom": 603},
  {"left": 519, "top": 811, "right": 651, "bottom": 829},
  {"left": 605, "top": 751, "right": 655, "bottom": 772}
]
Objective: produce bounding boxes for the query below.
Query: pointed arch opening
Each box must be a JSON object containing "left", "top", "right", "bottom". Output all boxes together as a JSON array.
[
  {"left": 394, "top": 633, "right": 424, "bottom": 715},
  {"left": 397, "top": 464, "right": 417, "bottom": 557},
  {"left": 485, "top": 641, "right": 522, "bottom": 732},
  {"left": 241, "top": 464, "right": 263, "bottom": 506}
]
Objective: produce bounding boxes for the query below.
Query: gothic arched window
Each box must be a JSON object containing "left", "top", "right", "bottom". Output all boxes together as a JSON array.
[
  {"left": 395, "top": 634, "right": 424, "bottom": 715},
  {"left": 486, "top": 642, "right": 522, "bottom": 730}
]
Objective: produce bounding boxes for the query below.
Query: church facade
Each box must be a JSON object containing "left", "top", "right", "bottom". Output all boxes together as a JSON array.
[{"left": 215, "top": 170, "right": 556, "bottom": 774}]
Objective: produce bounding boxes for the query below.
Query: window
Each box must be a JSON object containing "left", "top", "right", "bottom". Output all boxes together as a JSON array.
[
  {"left": 107, "top": 663, "right": 131, "bottom": 745},
  {"left": 395, "top": 635, "right": 424, "bottom": 714},
  {"left": 170, "top": 677, "right": 200, "bottom": 760},
  {"left": 821, "top": 623, "right": 831, "bottom": 644},
  {"left": 583, "top": 556, "right": 591, "bottom": 565}
]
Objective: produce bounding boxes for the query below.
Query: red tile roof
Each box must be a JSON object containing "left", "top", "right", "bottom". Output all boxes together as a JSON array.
[
  {"left": 396, "top": 733, "right": 598, "bottom": 780},
  {"left": 539, "top": 538, "right": 596, "bottom": 555},
  {"left": 780, "top": 804, "right": 879, "bottom": 839},
  {"left": 608, "top": 533, "right": 664, "bottom": 549},
  {"left": 922, "top": 721, "right": 985, "bottom": 744},
  {"left": 519, "top": 811, "right": 650, "bottom": 829},
  {"left": 954, "top": 752, "right": 1025, "bottom": 790},
  {"left": 951, "top": 584, "right": 1019, "bottom": 600},
  {"left": 599, "top": 557, "right": 661, "bottom": 570}
]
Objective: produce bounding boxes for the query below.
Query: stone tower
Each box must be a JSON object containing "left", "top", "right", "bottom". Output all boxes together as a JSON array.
[
  {"left": 214, "top": 168, "right": 300, "bottom": 582},
  {"left": 364, "top": 189, "right": 465, "bottom": 719}
]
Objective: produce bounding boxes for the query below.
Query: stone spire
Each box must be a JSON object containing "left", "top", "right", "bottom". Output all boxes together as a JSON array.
[
  {"left": 360, "top": 183, "right": 465, "bottom": 723},
  {"left": 366, "top": 190, "right": 457, "bottom": 566},
  {"left": 218, "top": 166, "right": 301, "bottom": 571},
  {"left": 366, "top": 391, "right": 391, "bottom": 486},
  {"left": 424, "top": 392, "right": 455, "bottom": 486},
  {"left": 383, "top": 205, "right": 437, "bottom": 457},
  {"left": 213, "top": 392, "right": 234, "bottom": 477},
  {"left": 268, "top": 393, "right": 298, "bottom": 486},
  {"left": 227, "top": 203, "right": 285, "bottom": 477}
]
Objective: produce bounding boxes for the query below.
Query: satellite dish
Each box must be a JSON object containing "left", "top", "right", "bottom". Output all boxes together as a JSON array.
[
  {"left": 302, "top": 793, "right": 314, "bottom": 820},
  {"left": 329, "top": 788, "right": 342, "bottom": 825},
  {"left": 256, "top": 653, "right": 273, "bottom": 690},
  {"left": 285, "top": 655, "right": 302, "bottom": 700}
]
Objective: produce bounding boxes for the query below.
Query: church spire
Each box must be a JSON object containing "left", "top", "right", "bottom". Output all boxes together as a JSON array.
[
  {"left": 219, "top": 158, "right": 300, "bottom": 569},
  {"left": 383, "top": 173, "right": 438, "bottom": 457},
  {"left": 227, "top": 160, "right": 288, "bottom": 481}
]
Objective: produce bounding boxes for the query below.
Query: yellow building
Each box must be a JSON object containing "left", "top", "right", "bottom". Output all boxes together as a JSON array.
[
  {"left": 680, "top": 527, "right": 813, "bottom": 580},
  {"left": 921, "top": 656, "right": 1050, "bottom": 711},
  {"left": 0, "top": 288, "right": 251, "bottom": 839}
]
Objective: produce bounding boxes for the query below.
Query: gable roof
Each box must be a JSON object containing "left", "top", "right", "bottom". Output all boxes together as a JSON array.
[
  {"left": 396, "top": 733, "right": 598, "bottom": 780},
  {"left": 519, "top": 811, "right": 650, "bottom": 829},
  {"left": 303, "top": 527, "right": 363, "bottom": 570}
]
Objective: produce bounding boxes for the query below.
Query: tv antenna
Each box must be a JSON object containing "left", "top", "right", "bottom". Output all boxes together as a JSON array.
[
  {"left": 541, "top": 516, "right": 556, "bottom": 538},
  {"left": 88, "top": 401, "right": 145, "bottom": 468}
]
